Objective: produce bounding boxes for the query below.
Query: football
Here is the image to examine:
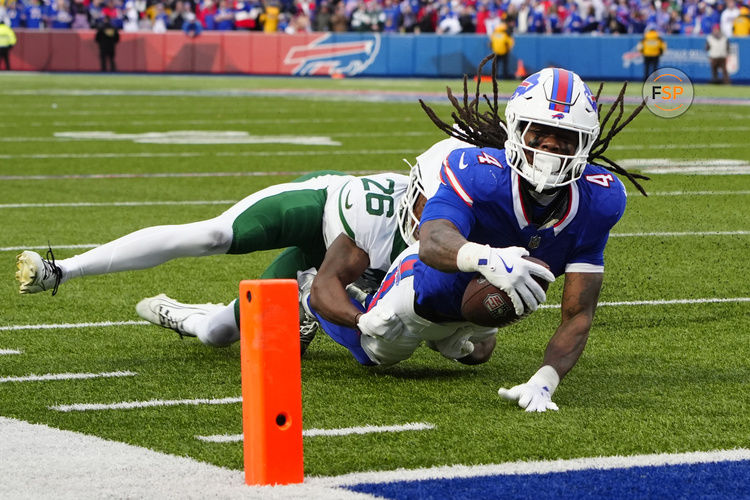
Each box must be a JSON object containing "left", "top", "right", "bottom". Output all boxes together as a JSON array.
[{"left": 460, "top": 257, "right": 551, "bottom": 327}]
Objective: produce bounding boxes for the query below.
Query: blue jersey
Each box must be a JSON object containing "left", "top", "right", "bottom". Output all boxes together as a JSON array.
[{"left": 413, "top": 147, "right": 627, "bottom": 321}]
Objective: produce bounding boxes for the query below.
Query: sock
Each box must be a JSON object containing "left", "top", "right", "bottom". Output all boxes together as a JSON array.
[
  {"left": 194, "top": 301, "right": 240, "bottom": 347},
  {"left": 57, "top": 218, "right": 232, "bottom": 280}
]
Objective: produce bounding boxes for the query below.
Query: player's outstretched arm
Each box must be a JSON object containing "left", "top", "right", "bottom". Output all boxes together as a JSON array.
[
  {"left": 309, "top": 233, "right": 370, "bottom": 328},
  {"left": 498, "top": 272, "right": 602, "bottom": 412},
  {"left": 418, "top": 219, "right": 468, "bottom": 271},
  {"left": 542, "top": 271, "right": 602, "bottom": 377}
]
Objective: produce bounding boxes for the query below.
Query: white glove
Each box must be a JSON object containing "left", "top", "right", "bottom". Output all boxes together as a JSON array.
[
  {"left": 357, "top": 306, "right": 404, "bottom": 342},
  {"left": 498, "top": 365, "right": 560, "bottom": 413},
  {"left": 457, "top": 242, "right": 555, "bottom": 316}
]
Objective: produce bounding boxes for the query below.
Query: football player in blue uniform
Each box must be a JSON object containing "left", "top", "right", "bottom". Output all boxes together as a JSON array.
[{"left": 316, "top": 56, "right": 647, "bottom": 412}]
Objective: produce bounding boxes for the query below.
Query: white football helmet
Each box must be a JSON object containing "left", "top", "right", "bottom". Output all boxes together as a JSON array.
[
  {"left": 397, "top": 137, "right": 473, "bottom": 245},
  {"left": 504, "top": 68, "right": 600, "bottom": 192}
]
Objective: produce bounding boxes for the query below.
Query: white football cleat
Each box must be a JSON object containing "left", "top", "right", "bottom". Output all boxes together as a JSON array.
[
  {"left": 16, "top": 249, "right": 63, "bottom": 295},
  {"left": 136, "top": 294, "right": 225, "bottom": 339},
  {"left": 297, "top": 267, "right": 319, "bottom": 355}
]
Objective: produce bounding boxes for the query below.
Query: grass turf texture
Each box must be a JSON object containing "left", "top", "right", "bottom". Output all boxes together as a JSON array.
[{"left": 1, "top": 73, "right": 749, "bottom": 477}]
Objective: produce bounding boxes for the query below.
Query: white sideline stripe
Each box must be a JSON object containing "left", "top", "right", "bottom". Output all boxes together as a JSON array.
[
  {"left": 196, "top": 422, "right": 435, "bottom": 442},
  {"left": 0, "top": 200, "right": 235, "bottom": 209},
  {"left": 610, "top": 230, "right": 750, "bottom": 237},
  {"left": 4, "top": 297, "right": 749, "bottom": 333},
  {"left": 0, "top": 320, "right": 148, "bottom": 331},
  {"left": 0, "top": 371, "right": 136, "bottom": 384},
  {"left": 0, "top": 349, "right": 22, "bottom": 355},
  {"left": 49, "top": 396, "right": 242, "bottom": 412},
  {"left": 539, "top": 297, "right": 750, "bottom": 310},
  {"left": 308, "top": 448, "right": 750, "bottom": 487}
]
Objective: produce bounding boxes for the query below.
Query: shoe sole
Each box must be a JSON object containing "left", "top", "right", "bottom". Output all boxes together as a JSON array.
[{"left": 16, "top": 252, "right": 40, "bottom": 294}]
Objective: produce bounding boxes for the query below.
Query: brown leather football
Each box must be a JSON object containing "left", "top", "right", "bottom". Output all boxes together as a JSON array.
[{"left": 460, "top": 256, "right": 551, "bottom": 327}]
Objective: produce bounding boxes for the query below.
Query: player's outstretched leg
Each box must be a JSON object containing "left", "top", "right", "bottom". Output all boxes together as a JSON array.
[
  {"left": 16, "top": 249, "right": 63, "bottom": 295},
  {"left": 15, "top": 218, "right": 234, "bottom": 295},
  {"left": 136, "top": 294, "right": 230, "bottom": 341}
]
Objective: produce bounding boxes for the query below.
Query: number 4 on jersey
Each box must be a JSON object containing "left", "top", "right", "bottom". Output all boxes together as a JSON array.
[{"left": 585, "top": 173, "right": 614, "bottom": 188}]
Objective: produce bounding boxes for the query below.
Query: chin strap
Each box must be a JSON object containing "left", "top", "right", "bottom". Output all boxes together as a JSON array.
[{"left": 530, "top": 152, "right": 561, "bottom": 192}]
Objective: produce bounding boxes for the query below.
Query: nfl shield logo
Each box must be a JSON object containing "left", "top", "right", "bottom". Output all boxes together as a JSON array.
[
  {"left": 528, "top": 235, "right": 541, "bottom": 250},
  {"left": 484, "top": 293, "right": 511, "bottom": 319}
]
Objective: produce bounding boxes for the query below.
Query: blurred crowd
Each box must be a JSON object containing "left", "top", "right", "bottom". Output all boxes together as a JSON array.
[{"left": 1, "top": 0, "right": 748, "bottom": 37}]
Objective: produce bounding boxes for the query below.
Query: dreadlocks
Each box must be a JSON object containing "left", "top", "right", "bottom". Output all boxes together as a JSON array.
[
  {"left": 589, "top": 81, "right": 649, "bottom": 196},
  {"left": 419, "top": 54, "right": 509, "bottom": 149},
  {"left": 419, "top": 54, "right": 650, "bottom": 196}
]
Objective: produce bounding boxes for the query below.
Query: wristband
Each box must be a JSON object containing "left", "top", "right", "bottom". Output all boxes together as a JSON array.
[
  {"left": 528, "top": 365, "right": 560, "bottom": 396},
  {"left": 456, "top": 242, "right": 489, "bottom": 272}
]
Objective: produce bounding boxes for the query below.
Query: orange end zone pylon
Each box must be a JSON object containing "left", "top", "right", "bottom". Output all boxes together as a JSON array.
[{"left": 239, "top": 279, "right": 304, "bottom": 486}]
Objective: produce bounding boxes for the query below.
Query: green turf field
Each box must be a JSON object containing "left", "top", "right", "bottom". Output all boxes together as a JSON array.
[{"left": 1, "top": 72, "right": 748, "bottom": 478}]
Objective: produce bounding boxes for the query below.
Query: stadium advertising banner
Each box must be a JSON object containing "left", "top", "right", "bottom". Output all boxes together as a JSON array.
[{"left": 11, "top": 30, "right": 748, "bottom": 82}]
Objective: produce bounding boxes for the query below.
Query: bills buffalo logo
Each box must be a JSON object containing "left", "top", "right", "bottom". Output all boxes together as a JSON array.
[
  {"left": 582, "top": 82, "right": 597, "bottom": 111},
  {"left": 283, "top": 34, "right": 381, "bottom": 76},
  {"left": 551, "top": 113, "right": 565, "bottom": 119},
  {"left": 509, "top": 72, "right": 541, "bottom": 100}
]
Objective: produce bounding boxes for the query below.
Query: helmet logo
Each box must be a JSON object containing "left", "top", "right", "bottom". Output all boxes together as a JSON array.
[
  {"left": 551, "top": 113, "right": 565, "bottom": 119},
  {"left": 583, "top": 83, "right": 597, "bottom": 111},
  {"left": 510, "top": 73, "right": 541, "bottom": 100}
]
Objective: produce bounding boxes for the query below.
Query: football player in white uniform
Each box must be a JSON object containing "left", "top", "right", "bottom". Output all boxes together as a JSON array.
[{"left": 15, "top": 171, "right": 403, "bottom": 351}]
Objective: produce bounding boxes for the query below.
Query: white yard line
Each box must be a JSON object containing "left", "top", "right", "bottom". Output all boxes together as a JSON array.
[
  {"left": 0, "top": 349, "right": 22, "bottom": 355},
  {"left": 0, "top": 320, "right": 148, "bottom": 331},
  {"left": 610, "top": 230, "right": 750, "bottom": 237},
  {"left": 0, "top": 149, "right": 419, "bottom": 161},
  {"left": 49, "top": 396, "right": 242, "bottom": 413},
  {"left": 609, "top": 143, "right": 743, "bottom": 150},
  {"left": 1, "top": 190, "right": 748, "bottom": 210},
  {"left": 0, "top": 371, "right": 136, "bottom": 384},
  {"left": 0, "top": 168, "right": 396, "bottom": 181},
  {"left": 3, "top": 229, "right": 747, "bottom": 253},
  {"left": 1, "top": 243, "right": 98, "bottom": 251},
  {"left": 539, "top": 297, "right": 750, "bottom": 309},
  {"left": 0, "top": 200, "right": 235, "bottom": 209},
  {"left": 196, "top": 422, "right": 435, "bottom": 443},
  {"left": 3, "top": 297, "right": 748, "bottom": 334},
  {"left": 638, "top": 190, "right": 750, "bottom": 196}
]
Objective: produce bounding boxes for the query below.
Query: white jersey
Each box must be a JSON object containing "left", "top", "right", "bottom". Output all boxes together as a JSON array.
[{"left": 322, "top": 173, "right": 409, "bottom": 272}]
